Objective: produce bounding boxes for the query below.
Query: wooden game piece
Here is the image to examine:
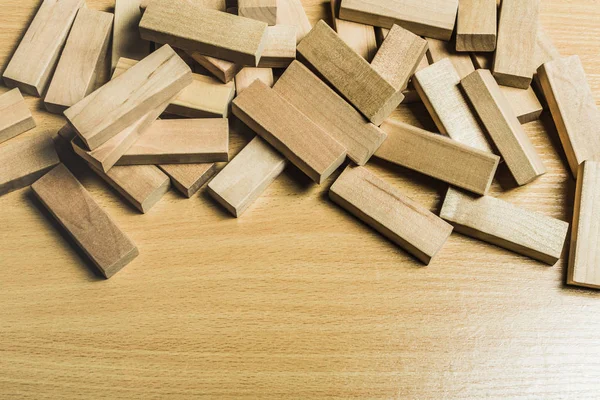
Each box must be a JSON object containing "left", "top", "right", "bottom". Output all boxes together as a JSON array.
[
  {"left": 0, "top": 89, "right": 36, "bottom": 144},
  {"left": 238, "top": 0, "right": 277, "bottom": 25},
  {"left": 277, "top": 0, "right": 311, "bottom": 43},
  {"left": 426, "top": 38, "right": 475, "bottom": 79},
  {"left": 456, "top": 0, "right": 496, "bottom": 52},
  {"left": 140, "top": 0, "right": 226, "bottom": 10},
  {"left": 235, "top": 67, "right": 274, "bottom": 95},
  {"left": 256, "top": 25, "right": 297, "bottom": 68},
  {"left": 112, "top": 0, "right": 150, "bottom": 71},
  {"left": 188, "top": 54, "right": 242, "bottom": 83},
  {"left": 498, "top": 86, "right": 543, "bottom": 124},
  {"left": 331, "top": 0, "right": 377, "bottom": 61},
  {"left": 158, "top": 163, "right": 217, "bottom": 198}
]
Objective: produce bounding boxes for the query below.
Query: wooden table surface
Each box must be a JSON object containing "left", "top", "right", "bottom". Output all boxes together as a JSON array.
[{"left": 2, "top": 1, "right": 600, "bottom": 398}]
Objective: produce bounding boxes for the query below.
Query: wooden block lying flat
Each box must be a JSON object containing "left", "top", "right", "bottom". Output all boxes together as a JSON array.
[
  {"left": 0, "top": 89, "right": 36, "bottom": 144},
  {"left": 277, "top": 0, "right": 312, "bottom": 43},
  {"left": 158, "top": 163, "right": 217, "bottom": 198},
  {"left": 112, "top": 0, "right": 150, "bottom": 71},
  {"left": 31, "top": 164, "right": 139, "bottom": 278},
  {"left": 330, "top": 165, "right": 453, "bottom": 265},
  {"left": 0, "top": 135, "right": 59, "bottom": 197},
  {"left": 338, "top": 0, "right": 459, "bottom": 41},
  {"left": 499, "top": 86, "right": 543, "bottom": 124},
  {"left": 233, "top": 80, "right": 346, "bottom": 184},
  {"left": 256, "top": 25, "right": 297, "bottom": 68},
  {"left": 376, "top": 119, "right": 499, "bottom": 195},
  {"left": 207, "top": 136, "right": 286, "bottom": 217},
  {"left": 235, "top": 67, "right": 274, "bottom": 95},
  {"left": 537, "top": 56, "right": 600, "bottom": 177},
  {"left": 426, "top": 38, "right": 475, "bottom": 80},
  {"left": 331, "top": 0, "right": 377, "bottom": 61},
  {"left": 140, "top": 0, "right": 227, "bottom": 10},
  {"left": 44, "top": 9, "right": 113, "bottom": 114},
  {"left": 456, "top": 0, "right": 496, "bottom": 52},
  {"left": 139, "top": 0, "right": 268, "bottom": 66},
  {"left": 274, "top": 61, "right": 386, "bottom": 166},
  {"left": 297, "top": 21, "right": 403, "bottom": 126},
  {"left": 440, "top": 188, "right": 569, "bottom": 265},
  {"left": 2, "top": 0, "right": 85, "bottom": 96},
  {"left": 493, "top": 0, "right": 539, "bottom": 88},
  {"left": 238, "top": 0, "right": 277, "bottom": 25},
  {"left": 189, "top": 53, "right": 241, "bottom": 83},
  {"left": 461, "top": 70, "right": 546, "bottom": 185}
]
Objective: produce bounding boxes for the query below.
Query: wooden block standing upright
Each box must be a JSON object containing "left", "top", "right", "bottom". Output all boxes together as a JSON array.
[
  {"left": 0, "top": 89, "right": 36, "bottom": 144},
  {"left": 158, "top": 163, "right": 217, "bottom": 198},
  {"left": 330, "top": 165, "right": 454, "bottom": 265},
  {"left": 112, "top": 0, "right": 151, "bottom": 70},
  {"left": 426, "top": 38, "right": 475, "bottom": 80},
  {"left": 330, "top": 0, "right": 377, "bottom": 61},
  {"left": 235, "top": 67, "right": 274, "bottom": 95},
  {"left": 456, "top": 0, "right": 496, "bottom": 52},
  {"left": 189, "top": 53, "right": 241, "bottom": 83},
  {"left": 44, "top": 9, "right": 114, "bottom": 114},
  {"left": 277, "top": 0, "right": 312, "bottom": 43},
  {"left": 238, "top": 0, "right": 277, "bottom": 25},
  {"left": 31, "top": 164, "right": 139, "bottom": 278},
  {"left": 256, "top": 25, "right": 297, "bottom": 68}
]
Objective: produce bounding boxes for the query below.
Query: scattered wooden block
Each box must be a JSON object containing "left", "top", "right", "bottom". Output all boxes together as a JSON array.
[
  {"left": 277, "top": 0, "right": 312, "bottom": 43},
  {"left": 112, "top": 0, "right": 151, "bottom": 71},
  {"left": 257, "top": 25, "right": 297, "bottom": 68},
  {"left": 331, "top": 0, "right": 377, "bottom": 61},
  {"left": 208, "top": 136, "right": 286, "bottom": 217},
  {"left": 330, "top": 165, "right": 453, "bottom": 265},
  {"left": 297, "top": 20, "right": 403, "bottom": 126},
  {"left": 274, "top": 61, "right": 386, "bottom": 166},
  {"left": 534, "top": 26, "right": 560, "bottom": 72},
  {"left": 188, "top": 53, "right": 242, "bottom": 83},
  {"left": 0, "top": 89, "right": 36, "bottom": 144},
  {"left": 426, "top": 38, "right": 475, "bottom": 80},
  {"left": 235, "top": 67, "right": 274, "bottom": 95},
  {"left": 233, "top": 80, "right": 346, "bottom": 184},
  {"left": 158, "top": 163, "right": 217, "bottom": 198},
  {"left": 456, "top": 0, "right": 496, "bottom": 52},
  {"left": 44, "top": 9, "right": 113, "bottom": 114},
  {"left": 238, "top": 0, "right": 277, "bottom": 25},
  {"left": 140, "top": 0, "right": 227, "bottom": 10}
]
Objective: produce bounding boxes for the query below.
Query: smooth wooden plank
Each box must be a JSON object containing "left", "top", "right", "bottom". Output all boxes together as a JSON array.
[
  {"left": 235, "top": 67, "right": 274, "bottom": 95},
  {"left": 112, "top": 0, "right": 150, "bottom": 71},
  {"left": 330, "top": 0, "right": 377, "bottom": 61},
  {"left": 256, "top": 25, "right": 296, "bottom": 68},
  {"left": 188, "top": 54, "right": 241, "bottom": 83},
  {"left": 277, "top": 0, "right": 311, "bottom": 43},
  {"left": 426, "top": 37, "right": 475, "bottom": 80},
  {"left": 0, "top": 88, "right": 36, "bottom": 144},
  {"left": 158, "top": 163, "right": 217, "bottom": 198},
  {"left": 238, "top": 0, "right": 277, "bottom": 25},
  {"left": 456, "top": 0, "right": 496, "bottom": 52}
]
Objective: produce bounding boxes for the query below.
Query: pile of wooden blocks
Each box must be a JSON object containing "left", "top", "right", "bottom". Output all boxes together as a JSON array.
[{"left": 1, "top": 0, "right": 599, "bottom": 288}]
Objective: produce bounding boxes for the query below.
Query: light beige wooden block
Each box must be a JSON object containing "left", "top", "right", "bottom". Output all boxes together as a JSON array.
[
  {"left": 257, "top": 25, "right": 296, "bottom": 68},
  {"left": 456, "top": 0, "right": 496, "bottom": 52},
  {"left": 440, "top": 188, "right": 569, "bottom": 265},
  {"left": 331, "top": 0, "right": 377, "bottom": 61},
  {"left": 330, "top": 165, "right": 453, "bottom": 265},
  {"left": 235, "top": 67, "right": 274, "bottom": 95},
  {"left": 274, "top": 61, "right": 387, "bottom": 166},
  {"left": 44, "top": 9, "right": 113, "bottom": 114},
  {"left": 238, "top": 0, "right": 277, "bottom": 25},
  {"left": 188, "top": 53, "right": 241, "bottom": 83},
  {"left": 2, "top": 0, "right": 85, "bottom": 96},
  {"left": 499, "top": 86, "right": 543, "bottom": 125},
  {"left": 208, "top": 136, "right": 286, "bottom": 217},
  {"left": 376, "top": 119, "right": 499, "bottom": 195},
  {"left": 297, "top": 20, "right": 403, "bottom": 126},
  {"left": 426, "top": 38, "right": 475, "bottom": 80},
  {"left": 112, "top": 0, "right": 150, "bottom": 71},
  {"left": 158, "top": 163, "right": 217, "bottom": 198},
  {"left": 0, "top": 89, "right": 36, "bottom": 144},
  {"left": 233, "top": 80, "right": 346, "bottom": 184},
  {"left": 277, "top": 0, "right": 311, "bottom": 43},
  {"left": 140, "top": 0, "right": 226, "bottom": 10}
]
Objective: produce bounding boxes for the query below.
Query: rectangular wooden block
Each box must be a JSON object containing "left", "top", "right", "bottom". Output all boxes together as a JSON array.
[
  {"left": 235, "top": 67, "right": 274, "bottom": 95},
  {"left": 112, "top": 0, "right": 151, "bottom": 70},
  {"left": 238, "top": 0, "right": 277, "bottom": 25},
  {"left": 456, "top": 0, "right": 496, "bottom": 52},
  {"left": 426, "top": 38, "right": 475, "bottom": 80},
  {"left": 2, "top": 0, "right": 85, "bottom": 96},
  {"left": 499, "top": 86, "right": 543, "bottom": 124},
  {"left": 189, "top": 53, "right": 241, "bottom": 83},
  {"left": 297, "top": 20, "right": 403, "bottom": 126},
  {"left": 274, "top": 61, "right": 386, "bottom": 166},
  {"left": 277, "top": 0, "right": 312, "bottom": 43},
  {"left": 0, "top": 89, "right": 36, "bottom": 144},
  {"left": 330, "top": 165, "right": 453, "bottom": 265},
  {"left": 158, "top": 163, "right": 217, "bottom": 198},
  {"left": 140, "top": 0, "right": 227, "bottom": 10},
  {"left": 376, "top": 119, "right": 499, "bottom": 195},
  {"left": 232, "top": 80, "right": 346, "bottom": 184},
  {"left": 440, "top": 188, "right": 569, "bottom": 265},
  {"left": 256, "top": 25, "right": 297, "bottom": 68},
  {"left": 31, "top": 164, "right": 139, "bottom": 278},
  {"left": 331, "top": 0, "right": 377, "bottom": 61},
  {"left": 44, "top": 9, "right": 113, "bottom": 114}
]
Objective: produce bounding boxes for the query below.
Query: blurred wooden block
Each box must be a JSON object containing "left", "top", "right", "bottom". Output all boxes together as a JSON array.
[
  {"left": 238, "top": 0, "right": 277, "bottom": 25},
  {"left": 188, "top": 54, "right": 241, "bottom": 83},
  {"left": 456, "top": 0, "right": 496, "bottom": 52},
  {"left": 499, "top": 86, "right": 543, "bottom": 124},
  {"left": 331, "top": 0, "right": 377, "bottom": 61},
  {"left": 233, "top": 80, "right": 346, "bottom": 184},
  {"left": 235, "top": 67, "right": 274, "bottom": 95},
  {"left": 140, "top": 0, "right": 226, "bottom": 10},
  {"left": 257, "top": 25, "right": 296, "bottom": 68},
  {"left": 112, "top": 0, "right": 150, "bottom": 71},
  {"left": 330, "top": 165, "right": 453, "bottom": 265},
  {"left": 2, "top": 0, "right": 85, "bottom": 96},
  {"left": 0, "top": 89, "right": 36, "bottom": 144},
  {"left": 277, "top": 0, "right": 311, "bottom": 43},
  {"left": 158, "top": 163, "right": 217, "bottom": 198},
  {"left": 426, "top": 38, "right": 475, "bottom": 79},
  {"left": 44, "top": 9, "right": 113, "bottom": 114}
]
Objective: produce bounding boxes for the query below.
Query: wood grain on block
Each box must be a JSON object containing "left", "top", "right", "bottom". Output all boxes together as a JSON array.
[
  {"left": 2, "top": 0, "right": 85, "bottom": 96},
  {"left": 158, "top": 163, "right": 217, "bottom": 198},
  {"left": 274, "top": 61, "right": 386, "bottom": 166},
  {"left": 44, "top": 9, "right": 113, "bottom": 114},
  {"left": 277, "top": 0, "right": 311, "bottom": 43},
  {"left": 257, "top": 25, "right": 296, "bottom": 68},
  {"left": 330, "top": 165, "right": 453, "bottom": 265},
  {"left": 235, "top": 67, "right": 274, "bottom": 95},
  {"left": 232, "top": 80, "right": 346, "bottom": 184},
  {"left": 112, "top": 0, "right": 150, "bottom": 71},
  {"left": 139, "top": 0, "right": 268, "bottom": 66},
  {"left": 238, "top": 0, "right": 277, "bottom": 25},
  {"left": 208, "top": 136, "right": 286, "bottom": 217},
  {"left": 338, "top": 0, "right": 459, "bottom": 41},
  {"left": 426, "top": 38, "right": 475, "bottom": 80},
  {"left": 376, "top": 119, "right": 499, "bottom": 195},
  {"left": 331, "top": 0, "right": 377, "bottom": 61},
  {"left": 537, "top": 56, "right": 600, "bottom": 177},
  {"left": 499, "top": 86, "right": 543, "bottom": 124},
  {"left": 297, "top": 21, "right": 403, "bottom": 126},
  {"left": 189, "top": 54, "right": 241, "bottom": 83},
  {"left": 456, "top": 0, "right": 496, "bottom": 52},
  {"left": 400, "top": 56, "right": 429, "bottom": 104},
  {"left": 140, "top": 0, "right": 227, "bottom": 10},
  {"left": 0, "top": 89, "right": 36, "bottom": 144},
  {"left": 440, "top": 188, "right": 569, "bottom": 265},
  {"left": 31, "top": 164, "right": 138, "bottom": 278}
]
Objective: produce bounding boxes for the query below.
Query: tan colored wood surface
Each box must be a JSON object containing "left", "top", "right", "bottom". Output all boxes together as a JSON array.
[
  {"left": 112, "top": 0, "right": 150, "bottom": 71},
  {"left": 456, "top": 0, "right": 496, "bottom": 52},
  {"left": 235, "top": 67, "right": 274, "bottom": 95},
  {"left": 239, "top": 0, "right": 277, "bottom": 25},
  {"left": 426, "top": 37, "right": 475, "bottom": 80},
  {"left": 188, "top": 53, "right": 241, "bottom": 83},
  {"left": 256, "top": 25, "right": 296, "bottom": 68},
  {"left": 277, "top": 0, "right": 312, "bottom": 43},
  {"left": 158, "top": 163, "right": 217, "bottom": 198},
  {"left": 499, "top": 85, "right": 543, "bottom": 124},
  {"left": 330, "top": 0, "right": 377, "bottom": 61},
  {"left": 0, "top": 88, "right": 35, "bottom": 144}
]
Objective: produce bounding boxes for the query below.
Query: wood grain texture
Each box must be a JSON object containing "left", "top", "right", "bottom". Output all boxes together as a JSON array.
[
  {"left": 256, "top": 25, "right": 296, "bottom": 68},
  {"left": 238, "top": 0, "right": 277, "bottom": 25},
  {"left": 158, "top": 163, "right": 217, "bottom": 198},
  {"left": 188, "top": 53, "right": 242, "bottom": 83},
  {"left": 426, "top": 37, "right": 475, "bottom": 80},
  {"left": 277, "top": 0, "right": 311, "bottom": 43},
  {"left": 139, "top": 0, "right": 227, "bottom": 10},
  {"left": 0, "top": 88, "right": 35, "bottom": 144},
  {"left": 456, "top": 0, "right": 496, "bottom": 52},
  {"left": 235, "top": 67, "right": 274, "bottom": 95},
  {"left": 330, "top": 0, "right": 377, "bottom": 61},
  {"left": 112, "top": 0, "right": 150, "bottom": 71}
]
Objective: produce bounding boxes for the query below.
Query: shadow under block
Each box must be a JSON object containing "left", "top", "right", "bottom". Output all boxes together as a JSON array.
[
  {"left": 2, "top": 0, "right": 85, "bottom": 96},
  {"left": 256, "top": 25, "right": 297, "bottom": 68},
  {"left": 277, "top": 0, "right": 312, "bottom": 43},
  {"left": 440, "top": 188, "right": 569, "bottom": 265},
  {"left": 112, "top": 0, "right": 151, "bottom": 70},
  {"left": 207, "top": 136, "right": 286, "bottom": 217},
  {"left": 158, "top": 163, "right": 217, "bottom": 198},
  {"left": 64, "top": 45, "right": 192, "bottom": 150},
  {"left": 238, "top": 0, "right": 277, "bottom": 25},
  {"left": 331, "top": 0, "right": 377, "bottom": 61},
  {"left": 0, "top": 135, "right": 59, "bottom": 197},
  {"left": 338, "top": 0, "right": 458, "bottom": 41},
  {"left": 297, "top": 20, "right": 403, "bottom": 126},
  {"left": 0, "top": 89, "right": 36, "bottom": 144},
  {"left": 456, "top": 0, "right": 496, "bottom": 52},
  {"left": 235, "top": 67, "right": 274, "bottom": 95},
  {"left": 460, "top": 70, "right": 546, "bottom": 186},
  {"left": 426, "top": 38, "right": 475, "bottom": 80},
  {"left": 189, "top": 54, "right": 241, "bottom": 83},
  {"left": 330, "top": 165, "right": 453, "bottom": 265},
  {"left": 493, "top": 0, "right": 539, "bottom": 88},
  {"left": 44, "top": 9, "right": 113, "bottom": 114},
  {"left": 376, "top": 119, "right": 499, "bottom": 195},
  {"left": 274, "top": 61, "right": 386, "bottom": 166},
  {"left": 139, "top": 0, "right": 268, "bottom": 66},
  {"left": 537, "top": 56, "right": 600, "bottom": 177},
  {"left": 31, "top": 164, "right": 139, "bottom": 278},
  {"left": 232, "top": 80, "right": 346, "bottom": 184}
]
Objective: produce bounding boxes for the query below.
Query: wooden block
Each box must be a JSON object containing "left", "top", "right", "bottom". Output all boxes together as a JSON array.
[
  {"left": 0, "top": 135, "right": 59, "bottom": 197},
  {"left": 277, "top": 0, "right": 312, "bottom": 43},
  {"left": 139, "top": 0, "right": 268, "bottom": 66},
  {"left": 537, "top": 56, "right": 600, "bottom": 177},
  {"left": 112, "top": 0, "right": 150, "bottom": 71},
  {"left": 413, "top": 59, "right": 493, "bottom": 153},
  {"left": 158, "top": 163, "right": 217, "bottom": 198},
  {"left": 376, "top": 119, "right": 499, "bottom": 195},
  {"left": 238, "top": 0, "right": 277, "bottom": 25},
  {"left": 456, "top": 0, "right": 496, "bottom": 52},
  {"left": 64, "top": 45, "right": 192, "bottom": 150},
  {"left": 338, "top": 0, "right": 459, "bottom": 41},
  {"left": 232, "top": 80, "right": 346, "bottom": 184},
  {"left": 498, "top": 85, "right": 543, "bottom": 124},
  {"left": 256, "top": 25, "right": 297, "bottom": 68},
  {"left": 140, "top": 0, "right": 226, "bottom": 10},
  {"left": 235, "top": 67, "right": 274, "bottom": 95},
  {"left": 330, "top": 165, "right": 453, "bottom": 265},
  {"left": 188, "top": 54, "right": 242, "bottom": 83},
  {"left": 274, "top": 61, "right": 387, "bottom": 166},
  {"left": 207, "top": 136, "right": 286, "bottom": 217},
  {"left": 0, "top": 89, "right": 36, "bottom": 144},
  {"left": 461, "top": 70, "right": 546, "bottom": 185},
  {"left": 2, "top": 0, "right": 85, "bottom": 96},
  {"left": 297, "top": 20, "right": 403, "bottom": 126},
  {"left": 426, "top": 38, "right": 475, "bottom": 80},
  {"left": 471, "top": 52, "right": 491, "bottom": 70},
  {"left": 31, "top": 164, "right": 138, "bottom": 278},
  {"left": 331, "top": 0, "right": 377, "bottom": 61},
  {"left": 534, "top": 26, "right": 560, "bottom": 72},
  {"left": 493, "top": 0, "right": 539, "bottom": 89},
  {"left": 440, "top": 188, "right": 569, "bottom": 265},
  {"left": 44, "top": 9, "right": 113, "bottom": 114}
]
